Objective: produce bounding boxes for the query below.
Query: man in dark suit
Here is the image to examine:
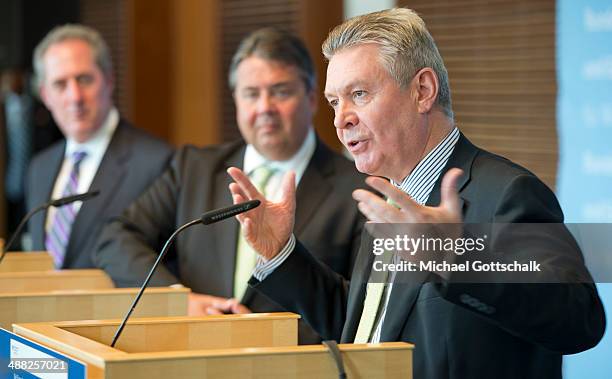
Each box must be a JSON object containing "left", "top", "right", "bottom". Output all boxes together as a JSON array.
[
  {"left": 94, "top": 28, "right": 365, "bottom": 344},
  {"left": 26, "top": 24, "right": 172, "bottom": 268},
  {"left": 226, "top": 9, "right": 606, "bottom": 378}
]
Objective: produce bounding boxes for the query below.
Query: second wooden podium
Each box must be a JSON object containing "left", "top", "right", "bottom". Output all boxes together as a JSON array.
[{"left": 0, "top": 267, "right": 189, "bottom": 329}]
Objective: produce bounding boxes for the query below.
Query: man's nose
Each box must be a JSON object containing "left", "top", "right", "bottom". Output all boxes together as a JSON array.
[
  {"left": 334, "top": 101, "right": 358, "bottom": 129},
  {"left": 256, "top": 92, "right": 276, "bottom": 113},
  {"left": 65, "top": 79, "right": 84, "bottom": 102}
]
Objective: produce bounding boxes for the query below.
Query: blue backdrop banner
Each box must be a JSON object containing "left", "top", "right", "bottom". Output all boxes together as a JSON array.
[{"left": 557, "top": 0, "right": 612, "bottom": 377}]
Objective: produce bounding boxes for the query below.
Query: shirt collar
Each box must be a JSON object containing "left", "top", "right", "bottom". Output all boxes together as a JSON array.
[
  {"left": 65, "top": 107, "right": 119, "bottom": 158},
  {"left": 243, "top": 127, "right": 316, "bottom": 176},
  {"left": 392, "top": 126, "right": 460, "bottom": 205}
]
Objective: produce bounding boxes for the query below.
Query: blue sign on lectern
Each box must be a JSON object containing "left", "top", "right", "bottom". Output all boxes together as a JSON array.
[{"left": 0, "top": 328, "right": 86, "bottom": 379}]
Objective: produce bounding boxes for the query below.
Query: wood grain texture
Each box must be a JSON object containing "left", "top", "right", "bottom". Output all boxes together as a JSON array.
[
  {"left": 0, "top": 287, "right": 189, "bottom": 329},
  {"left": 0, "top": 269, "right": 114, "bottom": 292},
  {"left": 0, "top": 252, "right": 54, "bottom": 273}
]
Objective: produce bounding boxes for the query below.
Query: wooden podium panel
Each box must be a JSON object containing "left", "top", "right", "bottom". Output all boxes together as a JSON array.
[
  {"left": 58, "top": 313, "right": 299, "bottom": 352},
  {"left": 13, "top": 315, "right": 412, "bottom": 378},
  {"left": 0, "top": 252, "right": 54, "bottom": 273},
  {"left": 0, "top": 287, "right": 189, "bottom": 329},
  {"left": 0, "top": 269, "right": 114, "bottom": 292}
]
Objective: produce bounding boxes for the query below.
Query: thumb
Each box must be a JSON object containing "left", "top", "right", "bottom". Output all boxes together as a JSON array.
[{"left": 440, "top": 168, "right": 463, "bottom": 217}]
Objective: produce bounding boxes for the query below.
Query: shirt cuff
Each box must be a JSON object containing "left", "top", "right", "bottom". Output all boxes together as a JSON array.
[{"left": 252, "top": 234, "right": 296, "bottom": 281}]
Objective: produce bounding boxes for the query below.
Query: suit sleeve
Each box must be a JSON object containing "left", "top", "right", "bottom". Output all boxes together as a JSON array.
[
  {"left": 250, "top": 240, "right": 353, "bottom": 341},
  {"left": 93, "top": 149, "right": 185, "bottom": 287},
  {"left": 25, "top": 152, "right": 50, "bottom": 251},
  {"left": 438, "top": 174, "right": 606, "bottom": 354}
]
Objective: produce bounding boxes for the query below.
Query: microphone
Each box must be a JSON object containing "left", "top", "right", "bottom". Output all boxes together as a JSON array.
[
  {"left": 201, "top": 199, "right": 260, "bottom": 225},
  {"left": 0, "top": 190, "right": 100, "bottom": 264},
  {"left": 48, "top": 191, "right": 100, "bottom": 207},
  {"left": 110, "top": 199, "right": 260, "bottom": 347}
]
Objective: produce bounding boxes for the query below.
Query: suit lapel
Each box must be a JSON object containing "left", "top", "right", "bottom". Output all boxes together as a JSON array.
[
  {"left": 213, "top": 144, "right": 246, "bottom": 299},
  {"left": 368, "top": 134, "right": 479, "bottom": 341},
  {"left": 341, "top": 242, "right": 376, "bottom": 342},
  {"left": 294, "top": 139, "right": 333, "bottom": 235},
  {"left": 379, "top": 271, "right": 431, "bottom": 341},
  {"left": 33, "top": 143, "right": 66, "bottom": 250},
  {"left": 62, "top": 123, "right": 130, "bottom": 267},
  {"left": 426, "top": 133, "right": 476, "bottom": 210}
]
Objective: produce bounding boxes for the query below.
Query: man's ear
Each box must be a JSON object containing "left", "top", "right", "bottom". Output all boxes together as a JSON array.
[
  {"left": 413, "top": 67, "right": 439, "bottom": 114},
  {"left": 39, "top": 84, "right": 50, "bottom": 108},
  {"left": 104, "top": 74, "right": 115, "bottom": 95}
]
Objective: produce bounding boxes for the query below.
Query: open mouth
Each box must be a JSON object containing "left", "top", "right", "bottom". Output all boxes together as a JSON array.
[{"left": 347, "top": 139, "right": 367, "bottom": 152}]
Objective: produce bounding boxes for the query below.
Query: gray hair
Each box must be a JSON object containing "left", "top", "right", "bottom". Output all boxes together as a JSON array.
[
  {"left": 228, "top": 27, "right": 316, "bottom": 92},
  {"left": 33, "top": 24, "right": 113, "bottom": 87},
  {"left": 322, "top": 8, "right": 453, "bottom": 119}
]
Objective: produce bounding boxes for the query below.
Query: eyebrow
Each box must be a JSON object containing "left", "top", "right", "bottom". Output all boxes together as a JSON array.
[
  {"left": 325, "top": 80, "right": 369, "bottom": 98},
  {"left": 241, "top": 80, "right": 296, "bottom": 90}
]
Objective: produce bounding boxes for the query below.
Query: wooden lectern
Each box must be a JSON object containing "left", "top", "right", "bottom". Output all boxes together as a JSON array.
[
  {"left": 0, "top": 269, "right": 114, "bottom": 292},
  {"left": 0, "top": 267, "right": 191, "bottom": 333},
  {"left": 13, "top": 314, "right": 413, "bottom": 378},
  {"left": 0, "top": 251, "right": 54, "bottom": 273},
  {"left": 0, "top": 287, "right": 189, "bottom": 329}
]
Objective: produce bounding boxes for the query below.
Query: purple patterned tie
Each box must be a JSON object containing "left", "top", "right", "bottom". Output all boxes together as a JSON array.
[{"left": 45, "top": 151, "right": 88, "bottom": 268}]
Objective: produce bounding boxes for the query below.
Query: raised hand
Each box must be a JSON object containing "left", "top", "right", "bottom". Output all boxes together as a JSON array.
[
  {"left": 227, "top": 167, "right": 296, "bottom": 260},
  {"left": 352, "top": 168, "right": 464, "bottom": 224}
]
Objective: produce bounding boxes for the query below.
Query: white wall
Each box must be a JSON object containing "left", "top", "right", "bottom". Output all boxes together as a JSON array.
[{"left": 343, "top": 0, "right": 394, "bottom": 19}]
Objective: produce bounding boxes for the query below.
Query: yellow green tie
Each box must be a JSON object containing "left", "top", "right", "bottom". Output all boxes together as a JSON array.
[
  {"left": 233, "top": 165, "right": 276, "bottom": 299},
  {"left": 353, "top": 254, "right": 393, "bottom": 343},
  {"left": 354, "top": 198, "right": 398, "bottom": 343}
]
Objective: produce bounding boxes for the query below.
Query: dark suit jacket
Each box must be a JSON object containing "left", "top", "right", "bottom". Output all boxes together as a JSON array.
[
  {"left": 27, "top": 120, "right": 173, "bottom": 268},
  {"left": 94, "top": 138, "right": 366, "bottom": 343},
  {"left": 252, "top": 134, "right": 606, "bottom": 378}
]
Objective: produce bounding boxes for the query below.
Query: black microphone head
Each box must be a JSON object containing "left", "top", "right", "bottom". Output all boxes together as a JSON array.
[
  {"left": 49, "top": 190, "right": 100, "bottom": 207},
  {"left": 200, "top": 200, "right": 260, "bottom": 225}
]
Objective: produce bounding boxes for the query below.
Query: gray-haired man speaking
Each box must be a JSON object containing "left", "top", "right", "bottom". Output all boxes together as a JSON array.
[{"left": 228, "top": 8, "right": 605, "bottom": 379}]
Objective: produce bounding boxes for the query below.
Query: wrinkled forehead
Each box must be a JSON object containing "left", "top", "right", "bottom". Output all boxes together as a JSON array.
[
  {"left": 235, "top": 56, "right": 305, "bottom": 88},
  {"left": 324, "top": 44, "right": 387, "bottom": 96}
]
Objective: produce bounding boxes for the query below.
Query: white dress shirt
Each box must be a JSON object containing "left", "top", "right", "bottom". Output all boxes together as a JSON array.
[{"left": 45, "top": 108, "right": 119, "bottom": 233}]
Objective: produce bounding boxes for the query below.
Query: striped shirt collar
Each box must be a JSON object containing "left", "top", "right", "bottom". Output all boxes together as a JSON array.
[{"left": 392, "top": 127, "right": 460, "bottom": 205}]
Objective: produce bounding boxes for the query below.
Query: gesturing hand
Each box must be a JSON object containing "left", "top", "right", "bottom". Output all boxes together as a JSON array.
[
  {"left": 352, "top": 168, "right": 464, "bottom": 224},
  {"left": 227, "top": 167, "right": 296, "bottom": 260}
]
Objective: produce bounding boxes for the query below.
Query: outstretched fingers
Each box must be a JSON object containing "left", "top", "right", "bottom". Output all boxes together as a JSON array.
[
  {"left": 353, "top": 187, "right": 399, "bottom": 223},
  {"left": 227, "top": 167, "right": 263, "bottom": 200},
  {"left": 365, "top": 176, "right": 420, "bottom": 213}
]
